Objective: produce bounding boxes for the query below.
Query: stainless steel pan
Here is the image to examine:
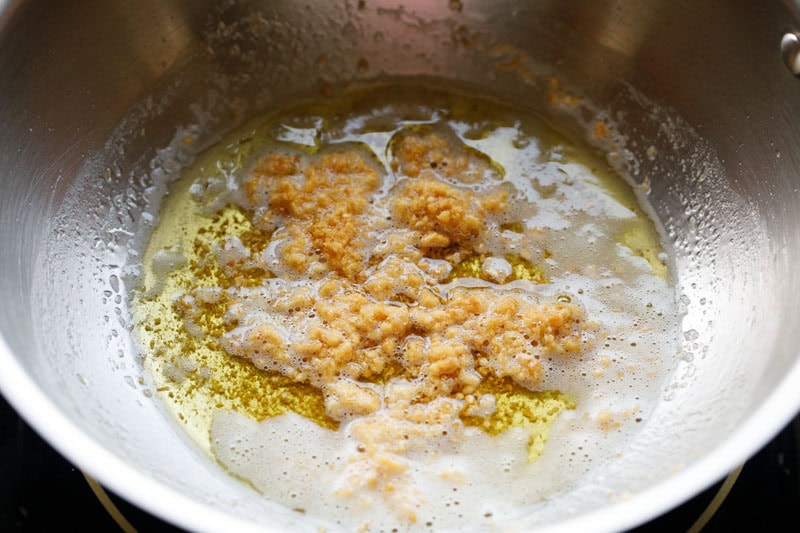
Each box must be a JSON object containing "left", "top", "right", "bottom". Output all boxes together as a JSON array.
[{"left": 2, "top": 0, "right": 800, "bottom": 530}]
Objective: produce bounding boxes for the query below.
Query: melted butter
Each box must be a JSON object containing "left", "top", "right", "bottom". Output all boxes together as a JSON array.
[
  {"left": 500, "top": 221, "right": 525, "bottom": 233},
  {"left": 620, "top": 223, "right": 668, "bottom": 279},
  {"left": 134, "top": 85, "right": 595, "bottom": 453},
  {"left": 131, "top": 82, "right": 678, "bottom": 530},
  {"left": 461, "top": 375, "right": 575, "bottom": 461},
  {"left": 446, "top": 253, "right": 547, "bottom": 284},
  {"left": 135, "top": 180, "right": 339, "bottom": 449},
  {"left": 136, "top": 185, "right": 565, "bottom": 445}
]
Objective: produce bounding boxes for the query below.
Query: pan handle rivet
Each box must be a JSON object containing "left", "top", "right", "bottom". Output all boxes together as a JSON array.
[{"left": 780, "top": 32, "right": 800, "bottom": 76}]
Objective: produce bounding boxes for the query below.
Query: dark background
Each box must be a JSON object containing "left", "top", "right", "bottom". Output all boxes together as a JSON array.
[{"left": 1, "top": 393, "right": 797, "bottom": 532}]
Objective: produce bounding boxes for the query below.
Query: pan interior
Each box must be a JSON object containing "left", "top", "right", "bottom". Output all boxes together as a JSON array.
[{"left": 2, "top": 1, "right": 798, "bottom": 531}]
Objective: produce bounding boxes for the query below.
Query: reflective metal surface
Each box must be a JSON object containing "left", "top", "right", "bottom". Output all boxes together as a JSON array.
[{"left": 1, "top": 1, "right": 800, "bottom": 531}]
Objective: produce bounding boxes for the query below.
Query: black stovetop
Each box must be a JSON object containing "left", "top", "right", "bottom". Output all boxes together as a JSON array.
[{"left": 1, "top": 393, "right": 798, "bottom": 532}]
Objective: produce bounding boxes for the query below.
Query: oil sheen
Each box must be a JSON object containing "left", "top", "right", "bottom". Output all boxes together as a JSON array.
[{"left": 132, "top": 84, "right": 680, "bottom": 531}]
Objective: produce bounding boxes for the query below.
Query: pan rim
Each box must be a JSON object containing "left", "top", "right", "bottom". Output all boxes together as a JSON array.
[{"left": 0, "top": 329, "right": 798, "bottom": 531}]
